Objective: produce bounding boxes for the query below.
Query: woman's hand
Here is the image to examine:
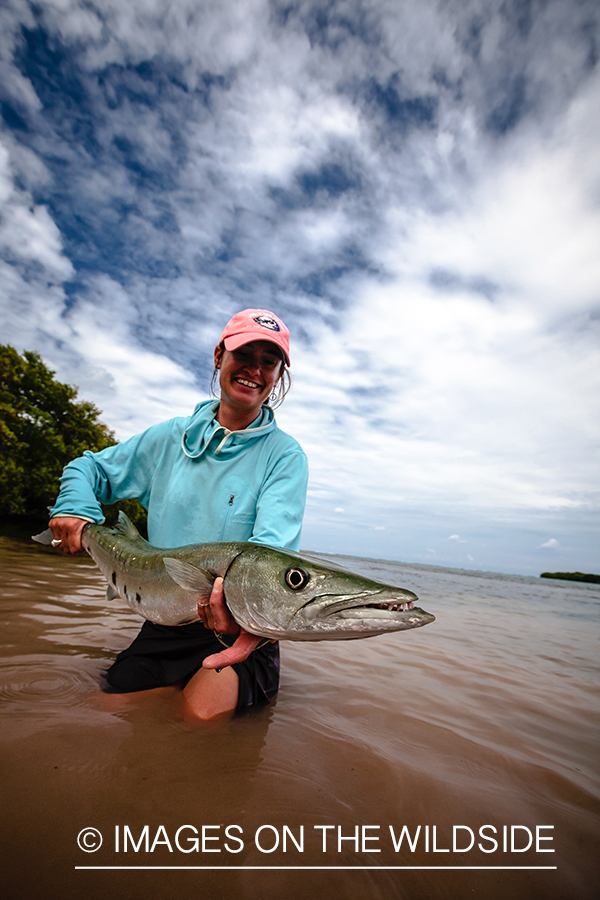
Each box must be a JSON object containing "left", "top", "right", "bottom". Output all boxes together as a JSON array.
[
  {"left": 197, "top": 576, "right": 266, "bottom": 668},
  {"left": 196, "top": 576, "right": 240, "bottom": 635},
  {"left": 48, "top": 516, "right": 88, "bottom": 555},
  {"left": 202, "top": 631, "right": 263, "bottom": 669}
]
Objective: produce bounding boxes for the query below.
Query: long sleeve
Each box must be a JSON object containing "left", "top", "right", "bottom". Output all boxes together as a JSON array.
[
  {"left": 49, "top": 418, "right": 178, "bottom": 522},
  {"left": 49, "top": 401, "right": 308, "bottom": 551},
  {"left": 250, "top": 448, "right": 309, "bottom": 551}
]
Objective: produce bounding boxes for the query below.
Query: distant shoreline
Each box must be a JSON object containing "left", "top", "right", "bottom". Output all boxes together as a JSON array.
[
  {"left": 2, "top": 516, "right": 598, "bottom": 584},
  {"left": 540, "top": 571, "right": 600, "bottom": 585}
]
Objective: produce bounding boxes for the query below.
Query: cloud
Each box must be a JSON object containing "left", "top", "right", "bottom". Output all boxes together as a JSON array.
[
  {"left": 0, "top": 0, "right": 598, "bottom": 573},
  {"left": 538, "top": 538, "right": 559, "bottom": 550}
]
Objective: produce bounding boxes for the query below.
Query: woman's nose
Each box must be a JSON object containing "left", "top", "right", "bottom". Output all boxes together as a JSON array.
[{"left": 242, "top": 354, "right": 264, "bottom": 375}]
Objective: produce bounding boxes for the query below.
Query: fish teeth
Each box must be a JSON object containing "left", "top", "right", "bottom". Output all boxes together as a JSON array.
[{"left": 341, "top": 598, "right": 419, "bottom": 614}]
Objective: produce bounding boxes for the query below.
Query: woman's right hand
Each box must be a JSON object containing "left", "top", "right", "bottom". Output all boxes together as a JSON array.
[{"left": 48, "top": 516, "right": 88, "bottom": 555}]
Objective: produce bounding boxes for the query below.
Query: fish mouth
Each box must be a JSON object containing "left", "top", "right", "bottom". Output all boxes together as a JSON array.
[
  {"left": 325, "top": 598, "right": 417, "bottom": 616},
  {"left": 307, "top": 589, "right": 423, "bottom": 618},
  {"left": 292, "top": 590, "right": 435, "bottom": 633}
]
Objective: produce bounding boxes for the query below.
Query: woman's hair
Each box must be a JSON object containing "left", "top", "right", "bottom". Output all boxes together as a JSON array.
[{"left": 210, "top": 342, "right": 291, "bottom": 408}]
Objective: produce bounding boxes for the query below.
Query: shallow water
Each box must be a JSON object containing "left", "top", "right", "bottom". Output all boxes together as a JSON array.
[{"left": 1, "top": 536, "right": 599, "bottom": 900}]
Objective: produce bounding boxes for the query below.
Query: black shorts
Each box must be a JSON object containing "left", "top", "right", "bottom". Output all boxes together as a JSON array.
[{"left": 103, "top": 621, "right": 280, "bottom": 712}]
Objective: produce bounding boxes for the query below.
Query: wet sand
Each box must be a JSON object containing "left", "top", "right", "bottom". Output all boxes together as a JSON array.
[{"left": 1, "top": 535, "right": 599, "bottom": 899}]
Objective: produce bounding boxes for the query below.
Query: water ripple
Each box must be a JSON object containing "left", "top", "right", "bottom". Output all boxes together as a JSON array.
[{"left": 0, "top": 657, "right": 94, "bottom": 713}]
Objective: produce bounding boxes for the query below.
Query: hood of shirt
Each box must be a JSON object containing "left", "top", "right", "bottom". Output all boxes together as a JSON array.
[{"left": 181, "top": 399, "right": 277, "bottom": 459}]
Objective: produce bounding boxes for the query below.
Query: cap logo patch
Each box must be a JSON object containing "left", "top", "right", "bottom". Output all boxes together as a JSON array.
[{"left": 253, "top": 315, "right": 280, "bottom": 332}]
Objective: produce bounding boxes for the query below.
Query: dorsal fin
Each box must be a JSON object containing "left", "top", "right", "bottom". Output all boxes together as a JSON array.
[{"left": 114, "top": 510, "right": 140, "bottom": 538}]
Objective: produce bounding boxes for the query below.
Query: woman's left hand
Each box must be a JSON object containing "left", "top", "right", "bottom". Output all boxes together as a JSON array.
[
  {"left": 197, "top": 576, "right": 265, "bottom": 668},
  {"left": 202, "top": 630, "right": 264, "bottom": 669},
  {"left": 197, "top": 576, "right": 239, "bottom": 635}
]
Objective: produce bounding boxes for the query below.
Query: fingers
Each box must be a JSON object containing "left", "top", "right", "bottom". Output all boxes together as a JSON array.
[
  {"left": 197, "top": 576, "right": 240, "bottom": 636},
  {"left": 196, "top": 577, "right": 218, "bottom": 629},
  {"left": 210, "top": 579, "right": 239, "bottom": 634},
  {"left": 48, "top": 517, "right": 87, "bottom": 555},
  {"left": 202, "top": 629, "right": 262, "bottom": 669},
  {"left": 197, "top": 577, "right": 222, "bottom": 630}
]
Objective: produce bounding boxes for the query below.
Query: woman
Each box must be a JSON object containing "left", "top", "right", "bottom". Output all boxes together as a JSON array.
[{"left": 48, "top": 309, "right": 308, "bottom": 720}]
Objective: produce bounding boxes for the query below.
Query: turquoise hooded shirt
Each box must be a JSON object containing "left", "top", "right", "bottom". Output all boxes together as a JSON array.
[{"left": 50, "top": 400, "right": 308, "bottom": 551}]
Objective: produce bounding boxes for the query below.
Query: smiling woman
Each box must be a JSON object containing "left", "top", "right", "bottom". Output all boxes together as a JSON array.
[
  {"left": 211, "top": 311, "right": 292, "bottom": 415},
  {"left": 47, "top": 309, "right": 308, "bottom": 721},
  {"left": 216, "top": 341, "right": 285, "bottom": 428}
]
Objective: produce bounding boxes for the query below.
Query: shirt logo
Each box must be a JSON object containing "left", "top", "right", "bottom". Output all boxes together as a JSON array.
[{"left": 253, "top": 315, "right": 280, "bottom": 332}]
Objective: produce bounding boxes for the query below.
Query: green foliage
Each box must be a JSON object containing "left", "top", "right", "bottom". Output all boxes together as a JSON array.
[
  {"left": 0, "top": 346, "right": 147, "bottom": 528},
  {"left": 540, "top": 572, "right": 600, "bottom": 585}
]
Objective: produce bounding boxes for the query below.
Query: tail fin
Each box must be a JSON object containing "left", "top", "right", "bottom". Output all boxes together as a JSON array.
[{"left": 32, "top": 528, "right": 54, "bottom": 545}]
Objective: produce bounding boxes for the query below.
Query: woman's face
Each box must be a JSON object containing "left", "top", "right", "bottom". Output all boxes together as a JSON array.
[{"left": 215, "top": 340, "right": 283, "bottom": 417}]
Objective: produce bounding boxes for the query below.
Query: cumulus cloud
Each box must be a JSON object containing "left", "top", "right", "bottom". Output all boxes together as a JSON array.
[{"left": 0, "top": 0, "right": 598, "bottom": 573}]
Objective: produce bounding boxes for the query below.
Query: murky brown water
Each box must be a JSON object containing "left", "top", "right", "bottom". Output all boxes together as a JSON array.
[{"left": 1, "top": 535, "right": 599, "bottom": 900}]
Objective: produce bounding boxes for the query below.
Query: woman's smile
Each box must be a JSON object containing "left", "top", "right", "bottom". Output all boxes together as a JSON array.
[
  {"left": 234, "top": 375, "right": 263, "bottom": 390},
  {"left": 216, "top": 340, "right": 283, "bottom": 429}
]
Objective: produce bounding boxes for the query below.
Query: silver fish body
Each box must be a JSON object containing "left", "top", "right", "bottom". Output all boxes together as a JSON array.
[{"left": 35, "top": 513, "right": 435, "bottom": 641}]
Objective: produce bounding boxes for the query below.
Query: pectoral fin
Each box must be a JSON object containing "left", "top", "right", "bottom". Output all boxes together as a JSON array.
[{"left": 163, "top": 557, "right": 214, "bottom": 604}]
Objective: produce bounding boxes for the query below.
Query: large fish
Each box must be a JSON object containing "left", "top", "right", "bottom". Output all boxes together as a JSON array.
[{"left": 33, "top": 513, "right": 435, "bottom": 641}]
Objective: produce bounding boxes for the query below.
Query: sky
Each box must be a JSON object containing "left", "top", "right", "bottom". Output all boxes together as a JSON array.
[{"left": 1, "top": 0, "right": 599, "bottom": 575}]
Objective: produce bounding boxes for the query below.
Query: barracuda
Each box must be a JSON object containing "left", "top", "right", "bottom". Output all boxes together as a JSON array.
[{"left": 33, "top": 512, "right": 435, "bottom": 641}]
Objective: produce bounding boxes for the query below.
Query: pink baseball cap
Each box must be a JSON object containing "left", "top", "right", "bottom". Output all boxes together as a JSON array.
[{"left": 219, "top": 308, "right": 291, "bottom": 365}]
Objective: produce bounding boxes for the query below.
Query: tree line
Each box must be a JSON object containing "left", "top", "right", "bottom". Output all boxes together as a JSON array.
[
  {"left": 0, "top": 345, "right": 146, "bottom": 532},
  {"left": 540, "top": 572, "right": 600, "bottom": 585}
]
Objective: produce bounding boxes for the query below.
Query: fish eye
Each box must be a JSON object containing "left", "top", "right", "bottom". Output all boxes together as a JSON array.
[{"left": 285, "top": 567, "right": 309, "bottom": 590}]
